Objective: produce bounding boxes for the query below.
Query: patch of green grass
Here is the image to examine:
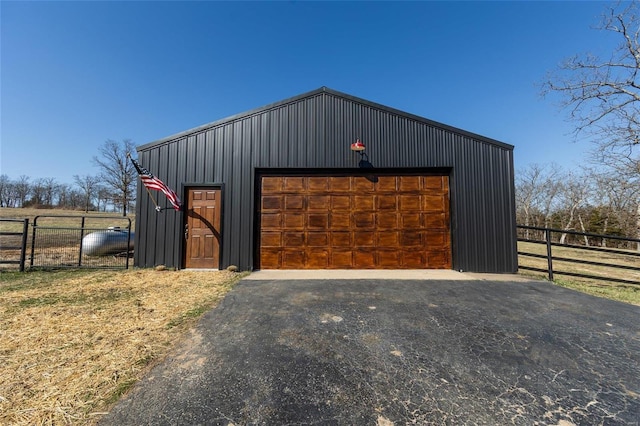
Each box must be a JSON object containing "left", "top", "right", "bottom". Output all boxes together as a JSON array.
[
  {"left": 519, "top": 270, "right": 640, "bottom": 306},
  {"left": 93, "top": 288, "right": 135, "bottom": 305},
  {"left": 553, "top": 278, "right": 640, "bottom": 306},
  {"left": 104, "top": 378, "right": 138, "bottom": 406},
  {"left": 15, "top": 288, "right": 133, "bottom": 307},
  {"left": 0, "top": 269, "right": 98, "bottom": 292},
  {"left": 4, "top": 270, "right": 138, "bottom": 316},
  {"left": 135, "top": 354, "right": 155, "bottom": 367},
  {"left": 166, "top": 305, "right": 209, "bottom": 329},
  {"left": 19, "top": 294, "right": 63, "bottom": 308}
]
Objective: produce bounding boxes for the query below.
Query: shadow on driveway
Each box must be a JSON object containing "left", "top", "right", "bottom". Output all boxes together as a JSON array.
[{"left": 102, "top": 278, "right": 640, "bottom": 425}]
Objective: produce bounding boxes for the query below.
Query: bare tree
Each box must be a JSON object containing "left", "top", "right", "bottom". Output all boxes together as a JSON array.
[
  {"left": 96, "top": 187, "right": 113, "bottom": 212},
  {"left": 93, "top": 139, "right": 137, "bottom": 216},
  {"left": 556, "top": 172, "right": 592, "bottom": 244},
  {"left": 30, "top": 179, "right": 46, "bottom": 206},
  {"left": 538, "top": 165, "right": 563, "bottom": 229},
  {"left": 42, "top": 177, "right": 58, "bottom": 206},
  {"left": 67, "top": 189, "right": 84, "bottom": 210},
  {"left": 515, "top": 164, "right": 545, "bottom": 234},
  {"left": 0, "top": 175, "right": 14, "bottom": 207},
  {"left": 590, "top": 166, "right": 639, "bottom": 239},
  {"left": 74, "top": 174, "right": 101, "bottom": 212},
  {"left": 515, "top": 164, "right": 563, "bottom": 237},
  {"left": 57, "top": 184, "right": 72, "bottom": 209},
  {"left": 543, "top": 1, "right": 640, "bottom": 172},
  {"left": 14, "top": 175, "right": 30, "bottom": 208}
]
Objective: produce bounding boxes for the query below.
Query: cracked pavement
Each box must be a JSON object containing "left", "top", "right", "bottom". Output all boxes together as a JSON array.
[{"left": 101, "top": 278, "right": 640, "bottom": 425}]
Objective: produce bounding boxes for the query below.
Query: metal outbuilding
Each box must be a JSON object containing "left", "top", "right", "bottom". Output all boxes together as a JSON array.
[{"left": 134, "top": 87, "right": 517, "bottom": 273}]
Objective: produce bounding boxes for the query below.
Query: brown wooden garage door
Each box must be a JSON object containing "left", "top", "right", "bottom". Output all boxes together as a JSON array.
[{"left": 259, "top": 175, "right": 451, "bottom": 269}]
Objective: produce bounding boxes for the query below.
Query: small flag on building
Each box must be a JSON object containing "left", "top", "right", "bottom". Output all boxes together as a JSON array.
[{"left": 130, "top": 156, "right": 182, "bottom": 211}]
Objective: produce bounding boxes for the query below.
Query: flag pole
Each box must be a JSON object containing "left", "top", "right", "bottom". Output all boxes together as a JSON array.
[{"left": 128, "top": 152, "right": 162, "bottom": 212}]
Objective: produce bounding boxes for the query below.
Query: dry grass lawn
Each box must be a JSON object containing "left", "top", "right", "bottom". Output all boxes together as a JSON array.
[{"left": 0, "top": 268, "right": 246, "bottom": 425}]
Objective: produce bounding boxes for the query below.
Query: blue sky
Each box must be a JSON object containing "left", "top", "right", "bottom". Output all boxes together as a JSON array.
[{"left": 1, "top": 1, "right": 615, "bottom": 185}]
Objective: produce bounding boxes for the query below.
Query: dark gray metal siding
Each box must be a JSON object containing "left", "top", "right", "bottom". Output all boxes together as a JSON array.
[{"left": 134, "top": 88, "right": 517, "bottom": 273}]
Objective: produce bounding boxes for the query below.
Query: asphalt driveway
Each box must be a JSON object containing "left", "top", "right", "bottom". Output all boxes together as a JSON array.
[{"left": 102, "top": 274, "right": 640, "bottom": 425}]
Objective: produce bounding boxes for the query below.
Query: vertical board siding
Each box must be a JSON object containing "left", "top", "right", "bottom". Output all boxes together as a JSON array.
[{"left": 135, "top": 90, "right": 517, "bottom": 272}]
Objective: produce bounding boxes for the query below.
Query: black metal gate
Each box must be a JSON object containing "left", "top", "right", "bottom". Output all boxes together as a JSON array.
[
  {"left": 0, "top": 218, "right": 29, "bottom": 271},
  {"left": 30, "top": 215, "right": 133, "bottom": 269}
]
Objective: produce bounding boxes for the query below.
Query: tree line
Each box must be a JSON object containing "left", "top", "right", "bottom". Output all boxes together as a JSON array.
[
  {"left": 0, "top": 139, "right": 138, "bottom": 215},
  {"left": 515, "top": 163, "right": 639, "bottom": 247}
]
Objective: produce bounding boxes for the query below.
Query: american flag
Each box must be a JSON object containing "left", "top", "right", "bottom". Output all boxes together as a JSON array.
[{"left": 130, "top": 157, "right": 182, "bottom": 211}]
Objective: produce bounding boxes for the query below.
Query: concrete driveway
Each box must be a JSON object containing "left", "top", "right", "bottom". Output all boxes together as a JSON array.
[{"left": 102, "top": 272, "right": 640, "bottom": 425}]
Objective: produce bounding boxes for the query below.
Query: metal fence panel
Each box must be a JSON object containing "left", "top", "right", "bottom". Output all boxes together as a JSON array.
[
  {"left": 30, "top": 215, "right": 132, "bottom": 270},
  {"left": 517, "top": 225, "right": 640, "bottom": 285},
  {"left": 0, "top": 218, "right": 29, "bottom": 271}
]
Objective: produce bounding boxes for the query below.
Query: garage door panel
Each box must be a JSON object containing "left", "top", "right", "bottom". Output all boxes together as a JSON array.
[
  {"left": 427, "top": 252, "right": 450, "bottom": 268},
  {"left": 260, "top": 248, "right": 281, "bottom": 268},
  {"left": 423, "top": 195, "right": 445, "bottom": 211},
  {"left": 307, "top": 250, "right": 329, "bottom": 268},
  {"left": 282, "top": 250, "right": 305, "bottom": 268},
  {"left": 378, "top": 250, "right": 401, "bottom": 267},
  {"left": 377, "top": 212, "right": 399, "bottom": 229},
  {"left": 403, "top": 251, "right": 425, "bottom": 268},
  {"left": 330, "top": 213, "right": 351, "bottom": 229},
  {"left": 285, "top": 195, "right": 304, "bottom": 210},
  {"left": 283, "top": 214, "right": 304, "bottom": 229},
  {"left": 376, "top": 176, "right": 397, "bottom": 191},
  {"left": 423, "top": 176, "right": 444, "bottom": 190},
  {"left": 330, "top": 249, "right": 353, "bottom": 268},
  {"left": 377, "top": 231, "right": 399, "bottom": 246},
  {"left": 308, "top": 177, "right": 329, "bottom": 192},
  {"left": 308, "top": 214, "right": 329, "bottom": 229},
  {"left": 331, "top": 232, "right": 352, "bottom": 246},
  {"left": 354, "top": 232, "right": 375, "bottom": 246},
  {"left": 308, "top": 195, "right": 329, "bottom": 210},
  {"left": 399, "top": 176, "right": 421, "bottom": 192},
  {"left": 377, "top": 196, "right": 398, "bottom": 210},
  {"left": 283, "top": 177, "right": 305, "bottom": 191},
  {"left": 261, "top": 213, "right": 282, "bottom": 229},
  {"left": 399, "top": 195, "right": 421, "bottom": 210},
  {"left": 401, "top": 213, "right": 422, "bottom": 228},
  {"left": 425, "top": 232, "right": 446, "bottom": 246},
  {"left": 283, "top": 232, "right": 305, "bottom": 247},
  {"left": 308, "top": 232, "right": 329, "bottom": 246},
  {"left": 329, "top": 177, "right": 351, "bottom": 192},
  {"left": 354, "top": 249, "right": 375, "bottom": 267},
  {"left": 331, "top": 196, "right": 351, "bottom": 210},
  {"left": 259, "top": 175, "right": 451, "bottom": 269},
  {"left": 261, "top": 232, "right": 281, "bottom": 247},
  {"left": 354, "top": 178, "right": 375, "bottom": 192},
  {"left": 262, "top": 196, "right": 282, "bottom": 210},
  {"left": 354, "top": 212, "right": 374, "bottom": 228},
  {"left": 262, "top": 177, "right": 283, "bottom": 192},
  {"left": 400, "top": 232, "right": 423, "bottom": 246},
  {"left": 354, "top": 195, "right": 375, "bottom": 210},
  {"left": 423, "top": 213, "right": 447, "bottom": 229}
]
